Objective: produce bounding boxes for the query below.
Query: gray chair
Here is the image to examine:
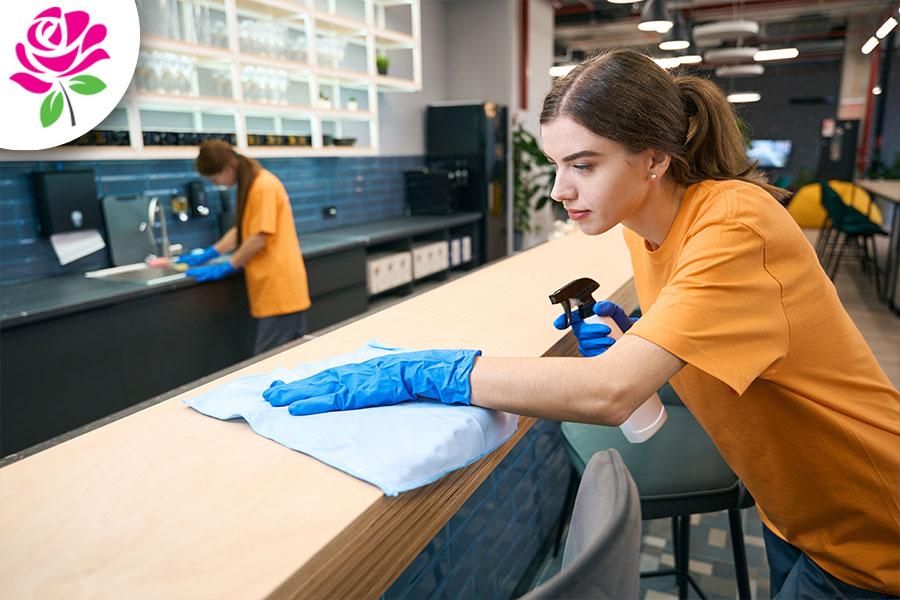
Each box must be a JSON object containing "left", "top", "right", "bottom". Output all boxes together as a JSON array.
[
  {"left": 521, "top": 449, "right": 641, "bottom": 600},
  {"left": 558, "top": 384, "right": 754, "bottom": 600}
]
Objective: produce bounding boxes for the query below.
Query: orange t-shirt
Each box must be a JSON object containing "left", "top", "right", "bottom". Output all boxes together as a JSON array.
[
  {"left": 240, "top": 169, "right": 311, "bottom": 318},
  {"left": 624, "top": 179, "right": 900, "bottom": 594}
]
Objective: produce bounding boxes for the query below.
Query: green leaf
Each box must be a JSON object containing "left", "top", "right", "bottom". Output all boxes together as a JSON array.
[
  {"left": 40, "top": 91, "right": 63, "bottom": 128},
  {"left": 69, "top": 75, "right": 106, "bottom": 95}
]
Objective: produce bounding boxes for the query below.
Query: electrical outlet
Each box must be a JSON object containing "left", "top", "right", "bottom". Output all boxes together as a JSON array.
[{"left": 323, "top": 206, "right": 338, "bottom": 219}]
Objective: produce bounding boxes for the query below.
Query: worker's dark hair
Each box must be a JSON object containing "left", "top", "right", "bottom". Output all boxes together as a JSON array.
[
  {"left": 540, "top": 49, "right": 788, "bottom": 201},
  {"left": 195, "top": 140, "right": 262, "bottom": 242}
]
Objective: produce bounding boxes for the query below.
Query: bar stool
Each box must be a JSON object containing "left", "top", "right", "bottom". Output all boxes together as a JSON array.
[
  {"left": 556, "top": 383, "right": 754, "bottom": 600},
  {"left": 521, "top": 449, "right": 642, "bottom": 600},
  {"left": 816, "top": 181, "right": 888, "bottom": 291}
]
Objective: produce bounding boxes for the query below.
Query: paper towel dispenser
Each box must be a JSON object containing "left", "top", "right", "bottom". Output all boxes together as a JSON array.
[{"left": 33, "top": 170, "right": 104, "bottom": 236}]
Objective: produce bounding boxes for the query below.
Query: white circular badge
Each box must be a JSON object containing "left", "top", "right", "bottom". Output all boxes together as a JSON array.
[{"left": 0, "top": 2, "right": 140, "bottom": 150}]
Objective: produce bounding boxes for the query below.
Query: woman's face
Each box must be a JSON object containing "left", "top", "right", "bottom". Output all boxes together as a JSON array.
[
  {"left": 541, "top": 116, "right": 663, "bottom": 236},
  {"left": 208, "top": 163, "right": 237, "bottom": 187}
]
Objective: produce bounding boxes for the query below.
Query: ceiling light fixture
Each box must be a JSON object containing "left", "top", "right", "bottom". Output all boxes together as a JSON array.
[
  {"left": 659, "top": 12, "right": 690, "bottom": 50},
  {"left": 727, "top": 92, "right": 761, "bottom": 103},
  {"left": 692, "top": 20, "right": 759, "bottom": 41},
  {"left": 549, "top": 65, "right": 576, "bottom": 78},
  {"left": 679, "top": 53, "right": 702, "bottom": 65},
  {"left": 861, "top": 36, "right": 879, "bottom": 54},
  {"left": 716, "top": 64, "right": 764, "bottom": 77},
  {"left": 639, "top": 0, "right": 673, "bottom": 33},
  {"left": 754, "top": 48, "right": 799, "bottom": 62},
  {"left": 704, "top": 47, "right": 758, "bottom": 64},
  {"left": 653, "top": 57, "right": 683, "bottom": 70},
  {"left": 876, "top": 17, "right": 897, "bottom": 39}
]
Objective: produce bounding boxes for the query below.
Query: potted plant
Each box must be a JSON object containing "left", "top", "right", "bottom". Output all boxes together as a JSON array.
[
  {"left": 376, "top": 53, "right": 390, "bottom": 76},
  {"left": 318, "top": 92, "right": 332, "bottom": 109},
  {"left": 513, "top": 122, "right": 557, "bottom": 249},
  {"left": 346, "top": 96, "right": 358, "bottom": 111}
]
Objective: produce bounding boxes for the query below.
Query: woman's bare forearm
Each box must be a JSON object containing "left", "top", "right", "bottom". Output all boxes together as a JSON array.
[
  {"left": 470, "top": 356, "right": 630, "bottom": 424},
  {"left": 469, "top": 335, "right": 684, "bottom": 425},
  {"left": 214, "top": 227, "right": 237, "bottom": 254},
  {"left": 229, "top": 233, "right": 267, "bottom": 268}
]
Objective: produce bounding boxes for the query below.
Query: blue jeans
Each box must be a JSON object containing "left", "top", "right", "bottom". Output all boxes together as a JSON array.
[{"left": 764, "top": 525, "right": 898, "bottom": 599}]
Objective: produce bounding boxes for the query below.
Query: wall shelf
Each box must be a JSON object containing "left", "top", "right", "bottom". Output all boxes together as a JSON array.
[{"left": 2, "top": 0, "right": 420, "bottom": 162}]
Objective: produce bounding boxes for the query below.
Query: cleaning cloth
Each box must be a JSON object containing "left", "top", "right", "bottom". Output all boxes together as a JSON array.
[{"left": 183, "top": 340, "right": 518, "bottom": 496}]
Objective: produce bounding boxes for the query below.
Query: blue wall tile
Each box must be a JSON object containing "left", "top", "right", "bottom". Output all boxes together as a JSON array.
[
  {"left": 383, "top": 420, "right": 570, "bottom": 600},
  {"left": 0, "top": 155, "right": 423, "bottom": 284}
]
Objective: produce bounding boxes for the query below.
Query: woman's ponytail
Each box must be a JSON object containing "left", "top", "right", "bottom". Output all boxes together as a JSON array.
[{"left": 672, "top": 76, "right": 789, "bottom": 201}]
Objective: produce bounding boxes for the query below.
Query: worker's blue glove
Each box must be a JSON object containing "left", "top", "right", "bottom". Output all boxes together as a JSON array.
[
  {"left": 176, "top": 245, "right": 219, "bottom": 267},
  {"left": 186, "top": 260, "right": 238, "bottom": 282},
  {"left": 552, "top": 301, "right": 635, "bottom": 357},
  {"left": 263, "top": 349, "right": 482, "bottom": 416}
]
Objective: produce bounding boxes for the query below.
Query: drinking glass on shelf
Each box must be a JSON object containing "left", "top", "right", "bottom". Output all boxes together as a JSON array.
[
  {"left": 177, "top": 55, "right": 196, "bottom": 95},
  {"left": 192, "top": 0, "right": 211, "bottom": 45},
  {"left": 274, "top": 23, "right": 288, "bottom": 59},
  {"left": 212, "top": 68, "right": 231, "bottom": 98},
  {"left": 161, "top": 53, "right": 179, "bottom": 94},
  {"left": 136, "top": 50, "right": 152, "bottom": 91},
  {"left": 289, "top": 30, "right": 307, "bottom": 62},
  {"left": 150, "top": 53, "right": 166, "bottom": 94},
  {"left": 211, "top": 18, "right": 228, "bottom": 48}
]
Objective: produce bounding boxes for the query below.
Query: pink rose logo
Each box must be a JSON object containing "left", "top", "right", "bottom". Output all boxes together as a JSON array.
[{"left": 10, "top": 7, "right": 111, "bottom": 128}]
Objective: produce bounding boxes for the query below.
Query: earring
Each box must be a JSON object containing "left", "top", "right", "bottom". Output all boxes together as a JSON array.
[{"left": 650, "top": 173, "right": 658, "bottom": 180}]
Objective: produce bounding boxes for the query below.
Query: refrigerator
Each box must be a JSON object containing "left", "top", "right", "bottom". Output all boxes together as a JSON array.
[{"left": 426, "top": 102, "right": 509, "bottom": 265}]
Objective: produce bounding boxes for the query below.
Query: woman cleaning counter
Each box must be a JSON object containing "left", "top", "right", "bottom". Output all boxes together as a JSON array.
[
  {"left": 0, "top": 227, "right": 634, "bottom": 599},
  {"left": 178, "top": 141, "right": 313, "bottom": 355}
]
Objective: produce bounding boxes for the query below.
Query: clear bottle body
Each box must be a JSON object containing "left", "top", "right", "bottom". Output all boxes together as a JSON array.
[{"left": 584, "top": 313, "right": 668, "bottom": 443}]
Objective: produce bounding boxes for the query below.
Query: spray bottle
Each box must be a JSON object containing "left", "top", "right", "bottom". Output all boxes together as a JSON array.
[{"left": 549, "top": 277, "right": 668, "bottom": 443}]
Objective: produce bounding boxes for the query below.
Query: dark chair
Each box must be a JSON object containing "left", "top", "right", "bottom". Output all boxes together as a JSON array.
[
  {"left": 521, "top": 449, "right": 641, "bottom": 600},
  {"left": 557, "top": 384, "right": 754, "bottom": 600},
  {"left": 816, "top": 181, "right": 887, "bottom": 290}
]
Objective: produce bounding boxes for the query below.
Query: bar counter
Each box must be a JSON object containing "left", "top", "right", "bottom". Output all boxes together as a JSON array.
[{"left": 0, "top": 227, "right": 636, "bottom": 599}]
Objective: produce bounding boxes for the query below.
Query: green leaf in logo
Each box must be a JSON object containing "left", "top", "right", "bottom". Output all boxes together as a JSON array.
[
  {"left": 69, "top": 75, "right": 107, "bottom": 96},
  {"left": 40, "top": 91, "right": 64, "bottom": 128}
]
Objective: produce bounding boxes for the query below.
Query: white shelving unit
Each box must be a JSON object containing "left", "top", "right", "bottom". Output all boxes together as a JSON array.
[{"left": 1, "top": 0, "right": 420, "bottom": 162}]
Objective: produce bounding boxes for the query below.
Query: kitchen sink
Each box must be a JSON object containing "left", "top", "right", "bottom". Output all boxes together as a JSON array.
[{"left": 85, "top": 263, "right": 187, "bottom": 286}]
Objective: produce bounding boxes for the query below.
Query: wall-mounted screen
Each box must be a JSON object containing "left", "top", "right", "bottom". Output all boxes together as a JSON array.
[{"left": 748, "top": 139, "right": 793, "bottom": 168}]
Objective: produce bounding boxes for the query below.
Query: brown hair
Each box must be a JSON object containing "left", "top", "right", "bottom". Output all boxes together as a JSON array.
[
  {"left": 195, "top": 140, "right": 262, "bottom": 242},
  {"left": 541, "top": 49, "right": 788, "bottom": 201}
]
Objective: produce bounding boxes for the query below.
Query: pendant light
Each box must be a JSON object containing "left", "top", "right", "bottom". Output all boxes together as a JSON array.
[
  {"left": 659, "top": 12, "right": 690, "bottom": 51},
  {"left": 639, "top": 0, "right": 673, "bottom": 33}
]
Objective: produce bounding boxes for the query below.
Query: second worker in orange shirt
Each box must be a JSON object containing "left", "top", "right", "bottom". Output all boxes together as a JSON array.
[{"left": 178, "top": 140, "right": 312, "bottom": 355}]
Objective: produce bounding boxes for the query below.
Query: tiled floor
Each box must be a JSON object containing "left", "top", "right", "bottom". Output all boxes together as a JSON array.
[{"left": 526, "top": 229, "right": 899, "bottom": 599}]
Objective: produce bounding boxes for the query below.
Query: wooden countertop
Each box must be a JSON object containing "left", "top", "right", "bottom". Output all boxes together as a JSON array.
[{"left": 0, "top": 227, "right": 636, "bottom": 600}]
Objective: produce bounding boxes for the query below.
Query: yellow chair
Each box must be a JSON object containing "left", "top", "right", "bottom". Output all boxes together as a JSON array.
[{"left": 787, "top": 180, "right": 883, "bottom": 228}]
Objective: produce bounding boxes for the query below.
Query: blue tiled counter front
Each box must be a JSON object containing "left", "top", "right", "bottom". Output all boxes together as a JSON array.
[{"left": 383, "top": 419, "right": 570, "bottom": 600}]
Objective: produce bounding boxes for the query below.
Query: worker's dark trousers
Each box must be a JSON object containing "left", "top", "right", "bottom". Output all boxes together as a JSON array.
[{"left": 254, "top": 310, "right": 308, "bottom": 355}]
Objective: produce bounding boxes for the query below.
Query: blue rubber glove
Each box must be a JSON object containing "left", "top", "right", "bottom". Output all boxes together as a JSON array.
[
  {"left": 176, "top": 245, "right": 220, "bottom": 267},
  {"left": 552, "top": 301, "right": 636, "bottom": 357},
  {"left": 262, "top": 349, "right": 482, "bottom": 416},
  {"left": 186, "top": 260, "right": 238, "bottom": 282}
]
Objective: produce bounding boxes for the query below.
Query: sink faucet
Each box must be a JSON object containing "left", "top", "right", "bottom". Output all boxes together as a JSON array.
[{"left": 147, "top": 197, "right": 171, "bottom": 260}]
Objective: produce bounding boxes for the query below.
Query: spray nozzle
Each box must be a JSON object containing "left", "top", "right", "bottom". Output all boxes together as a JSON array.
[{"left": 548, "top": 277, "right": 600, "bottom": 328}]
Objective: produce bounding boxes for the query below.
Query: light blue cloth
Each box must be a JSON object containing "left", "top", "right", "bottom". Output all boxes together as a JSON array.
[{"left": 183, "top": 340, "right": 518, "bottom": 496}]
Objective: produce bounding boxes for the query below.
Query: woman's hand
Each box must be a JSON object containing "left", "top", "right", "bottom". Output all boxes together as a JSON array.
[
  {"left": 552, "top": 301, "right": 636, "bottom": 357},
  {"left": 186, "top": 260, "right": 238, "bottom": 282},
  {"left": 262, "top": 349, "right": 482, "bottom": 416},
  {"left": 175, "top": 245, "right": 219, "bottom": 267}
]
